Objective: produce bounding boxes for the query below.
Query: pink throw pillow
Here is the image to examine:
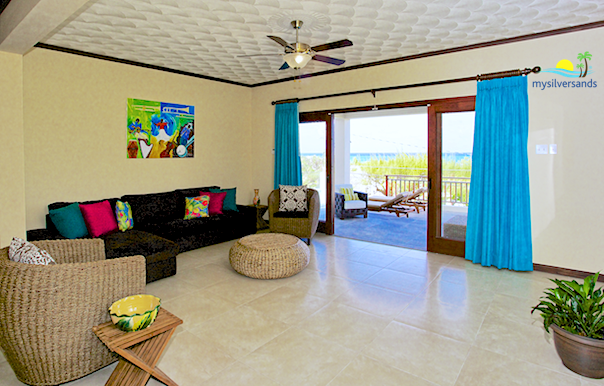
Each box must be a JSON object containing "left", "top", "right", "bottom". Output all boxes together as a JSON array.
[
  {"left": 200, "top": 191, "right": 227, "bottom": 216},
  {"left": 79, "top": 200, "right": 118, "bottom": 237}
]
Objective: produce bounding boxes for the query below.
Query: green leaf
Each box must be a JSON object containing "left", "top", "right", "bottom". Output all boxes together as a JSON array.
[{"left": 533, "top": 273, "right": 604, "bottom": 339}]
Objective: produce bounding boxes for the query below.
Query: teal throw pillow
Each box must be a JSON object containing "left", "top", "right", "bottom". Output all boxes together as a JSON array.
[
  {"left": 209, "top": 187, "right": 238, "bottom": 212},
  {"left": 49, "top": 202, "right": 89, "bottom": 239}
]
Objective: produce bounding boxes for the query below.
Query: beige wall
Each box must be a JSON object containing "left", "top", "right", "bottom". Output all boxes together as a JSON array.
[
  {"left": 251, "top": 28, "right": 604, "bottom": 273},
  {"left": 0, "top": 51, "right": 26, "bottom": 247},
  {"left": 3, "top": 28, "right": 603, "bottom": 272},
  {"left": 22, "top": 48, "right": 253, "bottom": 230}
]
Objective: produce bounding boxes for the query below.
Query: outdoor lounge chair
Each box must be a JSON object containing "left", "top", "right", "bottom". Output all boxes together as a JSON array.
[
  {"left": 367, "top": 193, "right": 414, "bottom": 217},
  {"left": 397, "top": 187, "right": 428, "bottom": 213},
  {"left": 367, "top": 187, "right": 428, "bottom": 217}
]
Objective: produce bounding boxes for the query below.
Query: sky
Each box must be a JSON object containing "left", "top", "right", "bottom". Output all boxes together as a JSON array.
[{"left": 299, "top": 110, "right": 475, "bottom": 154}]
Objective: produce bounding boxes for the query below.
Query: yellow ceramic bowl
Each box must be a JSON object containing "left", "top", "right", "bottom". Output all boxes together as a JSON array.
[{"left": 109, "top": 294, "right": 161, "bottom": 332}]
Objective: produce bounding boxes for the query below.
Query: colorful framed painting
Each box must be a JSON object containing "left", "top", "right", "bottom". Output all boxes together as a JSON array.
[{"left": 127, "top": 98, "right": 195, "bottom": 158}]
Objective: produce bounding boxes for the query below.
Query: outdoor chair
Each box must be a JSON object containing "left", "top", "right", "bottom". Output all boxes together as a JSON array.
[
  {"left": 335, "top": 184, "right": 368, "bottom": 219},
  {"left": 268, "top": 188, "right": 320, "bottom": 244},
  {"left": 367, "top": 193, "right": 414, "bottom": 217},
  {"left": 0, "top": 239, "right": 146, "bottom": 386},
  {"left": 397, "top": 187, "right": 428, "bottom": 213}
]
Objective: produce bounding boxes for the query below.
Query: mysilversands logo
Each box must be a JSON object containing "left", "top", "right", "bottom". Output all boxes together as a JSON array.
[{"left": 532, "top": 51, "right": 597, "bottom": 90}]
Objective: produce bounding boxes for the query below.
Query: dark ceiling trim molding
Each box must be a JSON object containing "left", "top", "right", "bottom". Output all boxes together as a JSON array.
[
  {"left": 252, "top": 20, "right": 604, "bottom": 87},
  {"left": 34, "top": 20, "right": 604, "bottom": 88},
  {"left": 34, "top": 43, "right": 252, "bottom": 88}
]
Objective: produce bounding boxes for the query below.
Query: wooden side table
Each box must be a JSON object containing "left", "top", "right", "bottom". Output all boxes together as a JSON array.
[
  {"left": 92, "top": 308, "right": 183, "bottom": 386},
  {"left": 246, "top": 204, "right": 269, "bottom": 230}
]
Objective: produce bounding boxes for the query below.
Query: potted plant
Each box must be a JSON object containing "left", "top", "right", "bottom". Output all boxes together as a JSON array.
[{"left": 532, "top": 273, "right": 604, "bottom": 379}]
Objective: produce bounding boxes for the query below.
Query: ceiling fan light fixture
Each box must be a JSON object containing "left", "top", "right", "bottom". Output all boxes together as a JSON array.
[{"left": 284, "top": 52, "right": 312, "bottom": 69}]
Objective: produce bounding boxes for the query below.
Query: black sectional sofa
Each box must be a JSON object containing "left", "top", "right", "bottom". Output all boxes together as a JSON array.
[{"left": 27, "top": 186, "right": 257, "bottom": 283}]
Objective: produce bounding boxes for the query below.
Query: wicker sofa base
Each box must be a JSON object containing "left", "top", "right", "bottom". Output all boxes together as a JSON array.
[{"left": 229, "top": 233, "right": 310, "bottom": 279}]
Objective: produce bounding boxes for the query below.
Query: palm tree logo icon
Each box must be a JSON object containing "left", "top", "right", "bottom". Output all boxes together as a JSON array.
[
  {"left": 577, "top": 51, "right": 592, "bottom": 78},
  {"left": 542, "top": 52, "right": 593, "bottom": 78}
]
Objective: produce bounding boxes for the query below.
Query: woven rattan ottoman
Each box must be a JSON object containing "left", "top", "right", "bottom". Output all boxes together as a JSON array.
[{"left": 229, "top": 233, "right": 310, "bottom": 279}]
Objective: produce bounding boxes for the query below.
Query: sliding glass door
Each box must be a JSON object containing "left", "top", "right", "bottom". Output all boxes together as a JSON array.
[
  {"left": 427, "top": 97, "right": 475, "bottom": 256},
  {"left": 299, "top": 112, "right": 334, "bottom": 235}
]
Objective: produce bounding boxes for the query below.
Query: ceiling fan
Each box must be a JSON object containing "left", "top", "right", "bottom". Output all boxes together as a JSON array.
[{"left": 242, "top": 20, "right": 353, "bottom": 70}]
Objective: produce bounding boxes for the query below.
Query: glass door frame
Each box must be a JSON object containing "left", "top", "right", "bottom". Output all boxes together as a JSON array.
[
  {"left": 427, "top": 96, "right": 476, "bottom": 257},
  {"left": 299, "top": 111, "right": 334, "bottom": 235}
]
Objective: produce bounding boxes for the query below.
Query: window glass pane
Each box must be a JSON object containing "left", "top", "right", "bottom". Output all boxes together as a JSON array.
[
  {"left": 299, "top": 122, "right": 326, "bottom": 221},
  {"left": 441, "top": 111, "right": 474, "bottom": 241}
]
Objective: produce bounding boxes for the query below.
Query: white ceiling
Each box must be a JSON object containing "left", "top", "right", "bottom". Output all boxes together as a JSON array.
[{"left": 33, "top": 0, "right": 604, "bottom": 86}]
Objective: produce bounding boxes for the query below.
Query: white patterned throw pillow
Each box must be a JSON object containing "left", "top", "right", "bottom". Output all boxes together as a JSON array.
[
  {"left": 8, "top": 237, "right": 56, "bottom": 265},
  {"left": 279, "top": 184, "right": 308, "bottom": 212}
]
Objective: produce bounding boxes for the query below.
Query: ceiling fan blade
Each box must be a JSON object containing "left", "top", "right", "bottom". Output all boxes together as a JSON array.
[
  {"left": 313, "top": 54, "right": 345, "bottom": 66},
  {"left": 311, "top": 39, "right": 353, "bottom": 52},
  {"left": 279, "top": 62, "right": 290, "bottom": 70},
  {"left": 268, "top": 35, "right": 292, "bottom": 49}
]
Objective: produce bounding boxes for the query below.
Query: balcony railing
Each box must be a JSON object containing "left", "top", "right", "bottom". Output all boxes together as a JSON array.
[{"left": 385, "top": 174, "right": 471, "bottom": 206}]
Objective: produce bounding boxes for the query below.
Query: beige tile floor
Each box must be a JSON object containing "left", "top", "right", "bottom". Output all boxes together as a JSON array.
[{"left": 1, "top": 234, "right": 604, "bottom": 386}]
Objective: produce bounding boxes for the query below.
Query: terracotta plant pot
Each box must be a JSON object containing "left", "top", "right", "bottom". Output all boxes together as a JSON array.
[{"left": 551, "top": 324, "right": 604, "bottom": 379}]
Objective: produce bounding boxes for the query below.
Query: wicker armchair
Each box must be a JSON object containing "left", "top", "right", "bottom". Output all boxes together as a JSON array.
[
  {"left": 268, "top": 188, "right": 320, "bottom": 244},
  {"left": 0, "top": 239, "right": 146, "bottom": 386}
]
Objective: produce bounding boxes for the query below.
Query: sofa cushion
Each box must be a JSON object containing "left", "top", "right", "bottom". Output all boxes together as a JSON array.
[
  {"left": 142, "top": 216, "right": 221, "bottom": 240},
  {"left": 121, "top": 191, "right": 182, "bottom": 226},
  {"left": 49, "top": 198, "right": 119, "bottom": 213},
  {"left": 49, "top": 203, "right": 89, "bottom": 239},
  {"left": 115, "top": 200, "right": 134, "bottom": 231},
  {"left": 184, "top": 196, "right": 210, "bottom": 219},
  {"left": 175, "top": 186, "right": 220, "bottom": 199},
  {"left": 200, "top": 191, "right": 226, "bottom": 216},
  {"left": 209, "top": 188, "right": 238, "bottom": 212},
  {"left": 80, "top": 200, "right": 118, "bottom": 237},
  {"left": 101, "top": 230, "right": 177, "bottom": 260}
]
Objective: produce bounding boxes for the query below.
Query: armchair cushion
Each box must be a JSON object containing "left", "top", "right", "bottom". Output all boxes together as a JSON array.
[
  {"left": 339, "top": 187, "right": 359, "bottom": 201},
  {"left": 273, "top": 211, "right": 309, "bottom": 218},
  {"left": 278, "top": 184, "right": 308, "bottom": 212},
  {"left": 8, "top": 238, "right": 56, "bottom": 265},
  {"left": 343, "top": 200, "right": 367, "bottom": 210}
]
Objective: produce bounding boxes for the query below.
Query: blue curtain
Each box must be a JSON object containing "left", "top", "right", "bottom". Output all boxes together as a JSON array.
[
  {"left": 274, "top": 102, "right": 302, "bottom": 188},
  {"left": 465, "top": 76, "right": 533, "bottom": 271}
]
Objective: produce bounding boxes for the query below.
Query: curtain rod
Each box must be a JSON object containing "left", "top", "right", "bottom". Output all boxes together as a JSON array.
[{"left": 272, "top": 66, "right": 541, "bottom": 105}]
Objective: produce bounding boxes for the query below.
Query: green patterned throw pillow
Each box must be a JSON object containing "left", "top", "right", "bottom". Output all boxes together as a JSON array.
[
  {"left": 184, "top": 196, "right": 210, "bottom": 219},
  {"left": 340, "top": 187, "right": 359, "bottom": 201}
]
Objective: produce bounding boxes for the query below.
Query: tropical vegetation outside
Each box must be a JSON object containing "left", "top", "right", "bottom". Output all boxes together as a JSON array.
[
  {"left": 351, "top": 153, "right": 472, "bottom": 204},
  {"left": 298, "top": 109, "right": 475, "bottom": 217}
]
